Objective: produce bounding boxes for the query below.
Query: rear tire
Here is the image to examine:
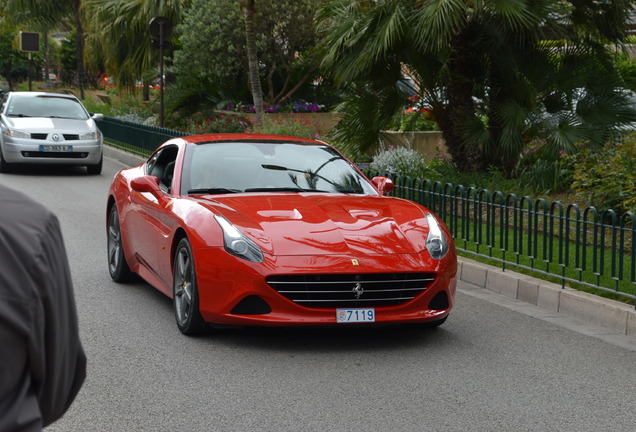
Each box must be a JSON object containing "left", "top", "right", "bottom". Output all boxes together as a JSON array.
[
  {"left": 107, "top": 204, "right": 135, "bottom": 282},
  {"left": 173, "top": 238, "right": 207, "bottom": 335}
]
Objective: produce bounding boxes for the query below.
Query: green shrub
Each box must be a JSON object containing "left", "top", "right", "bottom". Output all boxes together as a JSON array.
[
  {"left": 183, "top": 112, "right": 252, "bottom": 134},
  {"left": 386, "top": 111, "right": 439, "bottom": 132},
  {"left": 513, "top": 138, "right": 573, "bottom": 195},
  {"left": 82, "top": 95, "right": 153, "bottom": 121},
  {"left": 617, "top": 56, "right": 636, "bottom": 92},
  {"left": 566, "top": 134, "right": 636, "bottom": 213},
  {"left": 370, "top": 146, "right": 428, "bottom": 178},
  {"left": 249, "top": 115, "right": 320, "bottom": 139}
]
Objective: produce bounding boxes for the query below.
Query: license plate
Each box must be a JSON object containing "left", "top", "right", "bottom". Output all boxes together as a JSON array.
[
  {"left": 40, "top": 145, "right": 72, "bottom": 152},
  {"left": 336, "top": 308, "right": 375, "bottom": 323}
]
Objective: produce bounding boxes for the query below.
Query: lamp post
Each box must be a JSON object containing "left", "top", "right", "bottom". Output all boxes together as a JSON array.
[{"left": 149, "top": 17, "right": 172, "bottom": 127}]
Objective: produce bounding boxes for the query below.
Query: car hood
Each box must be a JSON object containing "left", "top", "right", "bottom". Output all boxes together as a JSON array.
[
  {"left": 4, "top": 116, "right": 96, "bottom": 132},
  {"left": 197, "top": 193, "right": 432, "bottom": 256}
]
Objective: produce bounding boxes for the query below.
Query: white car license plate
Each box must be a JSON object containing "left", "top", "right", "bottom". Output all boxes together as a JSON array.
[
  {"left": 40, "top": 145, "right": 72, "bottom": 152},
  {"left": 336, "top": 308, "right": 375, "bottom": 323}
]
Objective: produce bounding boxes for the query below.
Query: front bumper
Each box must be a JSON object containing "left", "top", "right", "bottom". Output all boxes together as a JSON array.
[
  {"left": 1, "top": 136, "right": 102, "bottom": 166},
  {"left": 194, "top": 247, "right": 457, "bottom": 327}
]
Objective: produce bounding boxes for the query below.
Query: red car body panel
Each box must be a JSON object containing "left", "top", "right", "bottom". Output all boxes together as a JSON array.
[{"left": 107, "top": 134, "right": 457, "bottom": 327}]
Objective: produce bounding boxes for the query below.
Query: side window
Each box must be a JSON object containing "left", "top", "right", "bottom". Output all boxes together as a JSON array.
[
  {"left": 146, "top": 152, "right": 160, "bottom": 175},
  {"left": 147, "top": 146, "right": 178, "bottom": 194}
]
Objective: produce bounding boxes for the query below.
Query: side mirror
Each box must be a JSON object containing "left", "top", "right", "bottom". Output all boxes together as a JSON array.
[
  {"left": 371, "top": 176, "right": 394, "bottom": 196},
  {"left": 131, "top": 175, "right": 162, "bottom": 197},
  {"left": 91, "top": 113, "right": 104, "bottom": 121}
]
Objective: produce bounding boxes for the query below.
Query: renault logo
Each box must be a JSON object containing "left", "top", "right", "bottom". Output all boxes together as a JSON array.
[
  {"left": 352, "top": 282, "right": 364, "bottom": 299},
  {"left": 52, "top": 133, "right": 60, "bottom": 142}
]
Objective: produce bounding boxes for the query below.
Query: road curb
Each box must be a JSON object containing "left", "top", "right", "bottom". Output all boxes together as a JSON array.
[
  {"left": 104, "top": 144, "right": 146, "bottom": 167},
  {"left": 458, "top": 257, "right": 636, "bottom": 337},
  {"left": 104, "top": 144, "right": 636, "bottom": 339}
]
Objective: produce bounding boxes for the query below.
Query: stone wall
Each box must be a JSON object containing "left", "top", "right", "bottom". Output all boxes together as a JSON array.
[{"left": 379, "top": 131, "right": 450, "bottom": 160}]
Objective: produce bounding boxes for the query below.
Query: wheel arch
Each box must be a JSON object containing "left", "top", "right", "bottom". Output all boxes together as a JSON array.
[
  {"left": 106, "top": 194, "right": 116, "bottom": 220},
  {"left": 170, "top": 227, "right": 189, "bottom": 274}
]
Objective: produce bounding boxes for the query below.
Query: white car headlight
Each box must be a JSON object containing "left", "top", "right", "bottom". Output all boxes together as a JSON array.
[
  {"left": 79, "top": 130, "right": 101, "bottom": 140},
  {"left": 425, "top": 213, "right": 449, "bottom": 260},
  {"left": 3, "top": 129, "right": 30, "bottom": 139},
  {"left": 214, "top": 214, "right": 264, "bottom": 262}
]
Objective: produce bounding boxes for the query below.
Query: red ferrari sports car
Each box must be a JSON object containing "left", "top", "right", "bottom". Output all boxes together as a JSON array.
[{"left": 107, "top": 133, "right": 457, "bottom": 335}]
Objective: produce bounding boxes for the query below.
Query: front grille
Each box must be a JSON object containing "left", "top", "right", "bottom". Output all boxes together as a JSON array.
[
  {"left": 21, "top": 151, "right": 88, "bottom": 159},
  {"left": 63, "top": 134, "right": 80, "bottom": 140},
  {"left": 31, "top": 133, "right": 48, "bottom": 140},
  {"left": 267, "top": 272, "right": 435, "bottom": 308}
]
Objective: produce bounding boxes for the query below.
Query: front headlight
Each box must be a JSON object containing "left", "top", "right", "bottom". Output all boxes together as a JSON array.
[
  {"left": 3, "top": 129, "right": 30, "bottom": 139},
  {"left": 79, "top": 130, "right": 101, "bottom": 140},
  {"left": 425, "top": 213, "right": 449, "bottom": 260},
  {"left": 214, "top": 214, "right": 264, "bottom": 262}
]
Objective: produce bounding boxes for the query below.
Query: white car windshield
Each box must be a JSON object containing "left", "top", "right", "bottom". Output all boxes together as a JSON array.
[
  {"left": 182, "top": 141, "right": 378, "bottom": 196},
  {"left": 6, "top": 95, "right": 89, "bottom": 120}
]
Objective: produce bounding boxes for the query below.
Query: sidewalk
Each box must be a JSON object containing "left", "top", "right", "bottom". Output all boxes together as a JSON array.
[{"left": 458, "top": 257, "right": 636, "bottom": 338}]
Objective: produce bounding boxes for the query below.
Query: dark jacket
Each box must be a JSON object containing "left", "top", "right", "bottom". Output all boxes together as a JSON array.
[{"left": 0, "top": 184, "right": 86, "bottom": 431}]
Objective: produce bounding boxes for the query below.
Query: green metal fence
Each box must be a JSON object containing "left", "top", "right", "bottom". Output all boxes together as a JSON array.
[
  {"left": 100, "top": 116, "right": 188, "bottom": 156},
  {"left": 99, "top": 117, "right": 636, "bottom": 305},
  {"left": 381, "top": 173, "right": 636, "bottom": 305}
]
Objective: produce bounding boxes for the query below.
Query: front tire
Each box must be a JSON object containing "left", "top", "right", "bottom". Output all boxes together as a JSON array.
[
  {"left": 173, "top": 238, "right": 207, "bottom": 335},
  {"left": 0, "top": 152, "right": 12, "bottom": 173},
  {"left": 87, "top": 155, "right": 103, "bottom": 175},
  {"left": 107, "top": 204, "right": 135, "bottom": 282}
]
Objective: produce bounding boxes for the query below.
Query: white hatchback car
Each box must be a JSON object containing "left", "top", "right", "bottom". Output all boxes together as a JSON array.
[{"left": 0, "top": 92, "right": 104, "bottom": 174}]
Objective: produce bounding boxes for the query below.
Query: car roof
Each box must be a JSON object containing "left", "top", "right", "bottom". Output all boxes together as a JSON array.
[
  {"left": 181, "top": 133, "right": 322, "bottom": 146},
  {"left": 8, "top": 91, "right": 79, "bottom": 101}
]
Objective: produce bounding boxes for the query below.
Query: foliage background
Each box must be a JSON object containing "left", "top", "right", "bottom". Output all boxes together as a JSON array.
[{"left": 170, "top": 0, "right": 333, "bottom": 119}]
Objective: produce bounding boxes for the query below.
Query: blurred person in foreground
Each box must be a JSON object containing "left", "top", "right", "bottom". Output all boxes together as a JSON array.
[{"left": 0, "top": 184, "right": 86, "bottom": 431}]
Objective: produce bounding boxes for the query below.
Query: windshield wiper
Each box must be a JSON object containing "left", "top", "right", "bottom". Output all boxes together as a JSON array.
[
  {"left": 244, "top": 187, "right": 329, "bottom": 193},
  {"left": 8, "top": 113, "right": 30, "bottom": 117},
  {"left": 261, "top": 164, "right": 289, "bottom": 171},
  {"left": 187, "top": 187, "right": 242, "bottom": 195}
]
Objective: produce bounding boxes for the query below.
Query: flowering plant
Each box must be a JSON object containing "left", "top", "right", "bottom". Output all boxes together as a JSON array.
[
  {"left": 248, "top": 115, "right": 321, "bottom": 139},
  {"left": 181, "top": 112, "right": 252, "bottom": 134},
  {"left": 225, "top": 101, "right": 325, "bottom": 114}
]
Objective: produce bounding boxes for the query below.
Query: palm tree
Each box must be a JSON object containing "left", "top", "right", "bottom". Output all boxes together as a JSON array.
[
  {"left": 85, "top": 0, "right": 190, "bottom": 96},
  {"left": 240, "top": 0, "right": 264, "bottom": 125},
  {"left": 318, "top": 0, "right": 635, "bottom": 175}
]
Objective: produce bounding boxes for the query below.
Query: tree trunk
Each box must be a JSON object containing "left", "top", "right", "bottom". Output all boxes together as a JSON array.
[
  {"left": 439, "top": 29, "right": 484, "bottom": 172},
  {"left": 73, "top": 0, "right": 85, "bottom": 99},
  {"left": 242, "top": 0, "right": 264, "bottom": 126},
  {"left": 143, "top": 82, "right": 150, "bottom": 102}
]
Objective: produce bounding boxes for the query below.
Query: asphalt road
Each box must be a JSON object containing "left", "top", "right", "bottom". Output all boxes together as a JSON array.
[{"left": 2, "top": 157, "right": 635, "bottom": 432}]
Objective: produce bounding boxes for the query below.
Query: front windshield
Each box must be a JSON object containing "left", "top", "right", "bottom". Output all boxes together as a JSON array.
[
  {"left": 181, "top": 141, "right": 377, "bottom": 196},
  {"left": 5, "top": 95, "right": 89, "bottom": 120}
]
